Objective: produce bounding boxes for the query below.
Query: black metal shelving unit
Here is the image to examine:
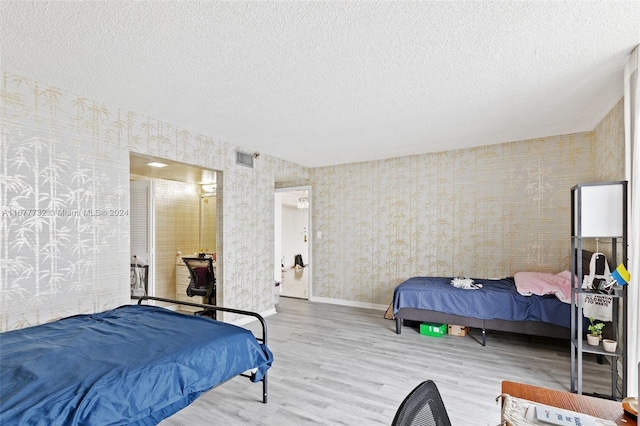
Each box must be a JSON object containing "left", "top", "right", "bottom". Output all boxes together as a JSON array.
[{"left": 570, "top": 181, "right": 627, "bottom": 399}]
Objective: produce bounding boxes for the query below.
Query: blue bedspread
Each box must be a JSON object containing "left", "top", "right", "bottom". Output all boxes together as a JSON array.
[
  {"left": 0, "top": 305, "right": 273, "bottom": 425},
  {"left": 393, "top": 277, "right": 571, "bottom": 328}
]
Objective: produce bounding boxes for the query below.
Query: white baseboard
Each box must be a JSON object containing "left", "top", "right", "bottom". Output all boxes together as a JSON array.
[
  {"left": 308, "top": 296, "right": 388, "bottom": 311},
  {"left": 232, "top": 307, "right": 277, "bottom": 327}
]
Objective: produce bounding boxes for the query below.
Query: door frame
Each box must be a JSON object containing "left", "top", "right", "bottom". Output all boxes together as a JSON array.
[
  {"left": 274, "top": 185, "right": 312, "bottom": 299},
  {"left": 129, "top": 179, "right": 155, "bottom": 298}
]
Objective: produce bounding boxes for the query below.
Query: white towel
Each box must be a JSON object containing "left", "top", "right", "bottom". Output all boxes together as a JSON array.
[{"left": 450, "top": 277, "right": 482, "bottom": 290}]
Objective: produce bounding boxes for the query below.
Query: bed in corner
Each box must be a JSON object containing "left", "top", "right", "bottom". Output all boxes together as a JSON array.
[
  {"left": 0, "top": 296, "right": 273, "bottom": 425},
  {"left": 392, "top": 250, "right": 599, "bottom": 345},
  {"left": 392, "top": 276, "right": 573, "bottom": 345}
]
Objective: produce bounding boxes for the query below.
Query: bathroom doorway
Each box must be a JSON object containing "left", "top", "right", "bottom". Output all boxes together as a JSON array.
[
  {"left": 130, "top": 152, "right": 219, "bottom": 304},
  {"left": 274, "top": 187, "right": 311, "bottom": 300}
]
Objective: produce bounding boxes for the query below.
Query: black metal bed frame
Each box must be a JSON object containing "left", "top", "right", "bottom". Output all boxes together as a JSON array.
[
  {"left": 395, "top": 307, "right": 571, "bottom": 346},
  {"left": 393, "top": 251, "right": 599, "bottom": 346},
  {"left": 137, "top": 296, "right": 269, "bottom": 403}
]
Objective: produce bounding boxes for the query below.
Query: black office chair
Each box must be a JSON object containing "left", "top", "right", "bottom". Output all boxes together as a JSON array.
[
  {"left": 391, "top": 380, "right": 452, "bottom": 426},
  {"left": 182, "top": 257, "right": 216, "bottom": 318}
]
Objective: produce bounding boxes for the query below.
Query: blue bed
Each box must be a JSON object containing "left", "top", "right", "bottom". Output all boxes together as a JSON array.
[
  {"left": 392, "top": 276, "right": 572, "bottom": 344},
  {"left": 0, "top": 297, "right": 273, "bottom": 425}
]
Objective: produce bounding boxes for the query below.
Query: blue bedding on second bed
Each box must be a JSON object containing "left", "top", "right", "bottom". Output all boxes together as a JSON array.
[
  {"left": 392, "top": 276, "right": 571, "bottom": 328},
  {"left": 0, "top": 304, "right": 273, "bottom": 425}
]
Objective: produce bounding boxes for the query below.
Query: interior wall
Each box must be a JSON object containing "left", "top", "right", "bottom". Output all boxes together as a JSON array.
[
  {"left": 1, "top": 71, "right": 307, "bottom": 330},
  {"left": 0, "top": 68, "right": 624, "bottom": 330},
  {"left": 586, "top": 100, "right": 628, "bottom": 256},
  {"left": 594, "top": 99, "right": 625, "bottom": 180},
  {"left": 1, "top": 113, "right": 131, "bottom": 330},
  {"left": 200, "top": 193, "right": 217, "bottom": 254},
  {"left": 153, "top": 179, "right": 200, "bottom": 299},
  {"left": 310, "top": 100, "right": 626, "bottom": 306},
  {"left": 274, "top": 192, "right": 283, "bottom": 282}
]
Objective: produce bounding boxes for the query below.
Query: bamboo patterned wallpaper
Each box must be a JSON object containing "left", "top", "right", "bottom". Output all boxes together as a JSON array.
[
  {"left": 0, "top": 72, "right": 283, "bottom": 331},
  {"left": 310, "top": 101, "right": 624, "bottom": 306},
  {"left": 0, "top": 70, "right": 624, "bottom": 331}
]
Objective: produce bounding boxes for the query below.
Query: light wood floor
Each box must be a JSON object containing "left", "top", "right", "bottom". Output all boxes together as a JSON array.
[
  {"left": 161, "top": 297, "right": 614, "bottom": 426},
  {"left": 280, "top": 266, "right": 309, "bottom": 299}
]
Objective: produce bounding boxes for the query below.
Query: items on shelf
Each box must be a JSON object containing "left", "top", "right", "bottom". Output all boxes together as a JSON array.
[
  {"left": 611, "top": 263, "right": 630, "bottom": 286},
  {"left": 569, "top": 181, "right": 628, "bottom": 399}
]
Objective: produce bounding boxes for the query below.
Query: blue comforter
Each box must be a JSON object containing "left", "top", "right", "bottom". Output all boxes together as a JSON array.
[
  {"left": 0, "top": 304, "right": 273, "bottom": 425},
  {"left": 393, "top": 277, "right": 570, "bottom": 328}
]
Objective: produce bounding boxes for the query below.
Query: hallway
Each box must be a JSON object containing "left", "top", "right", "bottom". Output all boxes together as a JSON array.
[{"left": 279, "top": 265, "right": 308, "bottom": 299}]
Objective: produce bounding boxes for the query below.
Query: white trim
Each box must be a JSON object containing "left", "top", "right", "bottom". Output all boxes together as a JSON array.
[
  {"left": 232, "top": 308, "right": 277, "bottom": 327},
  {"left": 309, "top": 296, "right": 388, "bottom": 311},
  {"left": 275, "top": 185, "right": 312, "bottom": 300},
  {"left": 624, "top": 44, "right": 639, "bottom": 397}
]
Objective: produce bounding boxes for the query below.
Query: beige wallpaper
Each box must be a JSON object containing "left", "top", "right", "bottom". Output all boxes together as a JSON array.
[
  {"left": 0, "top": 69, "right": 624, "bottom": 331},
  {"left": 310, "top": 101, "right": 625, "bottom": 306},
  {"left": 594, "top": 99, "right": 625, "bottom": 181},
  {"left": 0, "top": 72, "right": 283, "bottom": 330},
  {"left": 201, "top": 193, "right": 217, "bottom": 254},
  {"left": 153, "top": 178, "right": 201, "bottom": 300}
]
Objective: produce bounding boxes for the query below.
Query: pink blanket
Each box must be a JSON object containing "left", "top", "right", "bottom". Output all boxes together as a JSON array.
[{"left": 514, "top": 270, "right": 575, "bottom": 303}]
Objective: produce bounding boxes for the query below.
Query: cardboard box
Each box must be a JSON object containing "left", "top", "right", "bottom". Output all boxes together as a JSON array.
[
  {"left": 420, "top": 322, "right": 447, "bottom": 338},
  {"left": 448, "top": 324, "right": 468, "bottom": 337}
]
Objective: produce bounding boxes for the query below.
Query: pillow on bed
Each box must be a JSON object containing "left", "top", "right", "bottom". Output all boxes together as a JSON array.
[{"left": 513, "top": 270, "right": 575, "bottom": 303}]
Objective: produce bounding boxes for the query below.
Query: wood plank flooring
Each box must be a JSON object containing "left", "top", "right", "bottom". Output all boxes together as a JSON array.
[
  {"left": 161, "top": 297, "right": 614, "bottom": 426},
  {"left": 279, "top": 266, "right": 309, "bottom": 299}
]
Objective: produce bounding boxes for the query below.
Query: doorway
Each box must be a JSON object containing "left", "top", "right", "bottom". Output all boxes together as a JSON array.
[
  {"left": 129, "top": 152, "right": 219, "bottom": 304},
  {"left": 274, "top": 187, "right": 311, "bottom": 299}
]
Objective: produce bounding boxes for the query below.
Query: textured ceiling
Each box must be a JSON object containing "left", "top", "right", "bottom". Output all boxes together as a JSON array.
[{"left": 2, "top": 1, "right": 639, "bottom": 168}]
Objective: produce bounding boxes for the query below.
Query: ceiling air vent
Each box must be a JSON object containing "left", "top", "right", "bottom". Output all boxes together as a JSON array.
[{"left": 235, "top": 150, "right": 254, "bottom": 168}]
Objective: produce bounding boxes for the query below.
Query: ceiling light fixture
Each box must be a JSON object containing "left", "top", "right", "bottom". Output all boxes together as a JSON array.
[{"left": 146, "top": 162, "right": 168, "bottom": 168}]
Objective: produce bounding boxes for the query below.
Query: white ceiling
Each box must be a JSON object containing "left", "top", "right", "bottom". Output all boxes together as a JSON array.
[{"left": 2, "top": 1, "right": 639, "bottom": 168}]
